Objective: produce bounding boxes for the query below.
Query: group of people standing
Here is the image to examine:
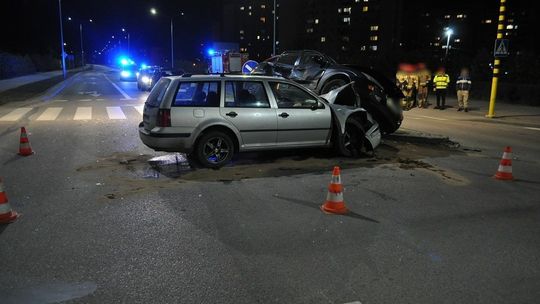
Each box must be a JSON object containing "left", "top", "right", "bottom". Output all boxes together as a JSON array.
[{"left": 396, "top": 63, "right": 472, "bottom": 112}]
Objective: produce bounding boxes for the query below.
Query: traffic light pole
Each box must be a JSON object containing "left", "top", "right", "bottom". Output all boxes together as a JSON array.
[{"left": 487, "top": 0, "right": 507, "bottom": 118}]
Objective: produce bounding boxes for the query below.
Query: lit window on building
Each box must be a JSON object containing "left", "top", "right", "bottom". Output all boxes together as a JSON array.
[
  {"left": 306, "top": 28, "right": 314, "bottom": 33},
  {"left": 370, "top": 45, "right": 378, "bottom": 51},
  {"left": 240, "top": 30, "right": 244, "bottom": 34},
  {"left": 370, "top": 25, "right": 379, "bottom": 31},
  {"left": 257, "top": 35, "right": 260, "bottom": 40},
  {"left": 343, "top": 17, "right": 351, "bottom": 23},
  {"left": 444, "top": 15, "right": 451, "bottom": 19},
  {"left": 248, "top": 6, "right": 252, "bottom": 10},
  {"left": 260, "top": 17, "right": 266, "bottom": 23},
  {"left": 363, "top": 6, "right": 368, "bottom": 12},
  {"left": 338, "top": 8, "right": 342, "bottom": 13},
  {"left": 344, "top": 7, "right": 352, "bottom": 13},
  {"left": 506, "top": 24, "right": 514, "bottom": 29},
  {"left": 454, "top": 38, "right": 461, "bottom": 42},
  {"left": 315, "top": 19, "right": 319, "bottom": 24},
  {"left": 240, "top": 6, "right": 244, "bottom": 10},
  {"left": 434, "top": 42, "right": 440, "bottom": 46},
  {"left": 321, "top": 36, "right": 326, "bottom": 42},
  {"left": 261, "top": 4, "right": 266, "bottom": 9},
  {"left": 457, "top": 14, "right": 466, "bottom": 19},
  {"left": 483, "top": 19, "right": 492, "bottom": 24},
  {"left": 370, "top": 36, "right": 378, "bottom": 41},
  {"left": 249, "top": 12, "right": 252, "bottom": 16}
]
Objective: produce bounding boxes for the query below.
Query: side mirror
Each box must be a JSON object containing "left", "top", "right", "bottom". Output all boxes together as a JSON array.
[{"left": 311, "top": 101, "right": 324, "bottom": 110}]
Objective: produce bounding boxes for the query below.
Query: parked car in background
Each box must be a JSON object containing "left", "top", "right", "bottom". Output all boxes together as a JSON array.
[
  {"left": 139, "top": 74, "right": 381, "bottom": 168},
  {"left": 137, "top": 67, "right": 185, "bottom": 91},
  {"left": 252, "top": 50, "right": 403, "bottom": 134}
]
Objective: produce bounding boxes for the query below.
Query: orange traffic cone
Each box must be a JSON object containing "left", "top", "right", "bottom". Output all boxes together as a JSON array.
[
  {"left": 321, "top": 166, "right": 349, "bottom": 214},
  {"left": 18, "top": 127, "right": 34, "bottom": 156},
  {"left": 0, "top": 178, "right": 19, "bottom": 224},
  {"left": 494, "top": 146, "right": 514, "bottom": 180}
]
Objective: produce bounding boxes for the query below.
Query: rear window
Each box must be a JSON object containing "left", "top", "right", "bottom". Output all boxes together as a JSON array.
[
  {"left": 145, "top": 78, "right": 171, "bottom": 107},
  {"left": 173, "top": 81, "right": 220, "bottom": 107}
]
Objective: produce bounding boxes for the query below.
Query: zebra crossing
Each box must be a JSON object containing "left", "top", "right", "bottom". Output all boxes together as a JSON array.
[{"left": 0, "top": 105, "right": 144, "bottom": 122}]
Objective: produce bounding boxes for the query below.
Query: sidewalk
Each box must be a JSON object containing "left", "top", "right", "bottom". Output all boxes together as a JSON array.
[
  {"left": 410, "top": 95, "right": 540, "bottom": 126},
  {"left": 0, "top": 67, "right": 89, "bottom": 93}
]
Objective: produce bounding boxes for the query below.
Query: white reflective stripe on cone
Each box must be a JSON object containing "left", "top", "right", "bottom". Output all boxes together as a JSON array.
[
  {"left": 498, "top": 165, "right": 512, "bottom": 173},
  {"left": 502, "top": 152, "right": 512, "bottom": 160},
  {"left": 331, "top": 175, "right": 341, "bottom": 184},
  {"left": 0, "top": 203, "right": 12, "bottom": 214},
  {"left": 326, "top": 191, "right": 344, "bottom": 203}
]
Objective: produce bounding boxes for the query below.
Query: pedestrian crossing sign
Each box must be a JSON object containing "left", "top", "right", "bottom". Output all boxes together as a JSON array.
[{"left": 494, "top": 39, "right": 510, "bottom": 57}]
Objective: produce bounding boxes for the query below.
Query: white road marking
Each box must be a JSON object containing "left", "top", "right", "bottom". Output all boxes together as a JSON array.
[
  {"left": 36, "top": 107, "right": 63, "bottom": 121},
  {"left": 106, "top": 107, "right": 126, "bottom": 120},
  {"left": 523, "top": 127, "right": 540, "bottom": 131},
  {"left": 73, "top": 107, "right": 92, "bottom": 120},
  {"left": 52, "top": 99, "right": 68, "bottom": 102},
  {"left": 96, "top": 99, "right": 104, "bottom": 101},
  {"left": 0, "top": 108, "right": 33, "bottom": 121},
  {"left": 79, "top": 99, "right": 92, "bottom": 102},
  {"left": 103, "top": 74, "right": 133, "bottom": 100},
  {"left": 134, "top": 105, "right": 144, "bottom": 115},
  {"left": 417, "top": 115, "right": 448, "bottom": 121}
]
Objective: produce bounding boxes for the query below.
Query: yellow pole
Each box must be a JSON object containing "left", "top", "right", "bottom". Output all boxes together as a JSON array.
[{"left": 487, "top": 0, "right": 507, "bottom": 118}]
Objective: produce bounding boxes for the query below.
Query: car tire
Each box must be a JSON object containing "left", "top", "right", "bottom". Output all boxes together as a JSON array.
[
  {"left": 336, "top": 118, "right": 365, "bottom": 158},
  {"left": 321, "top": 78, "right": 348, "bottom": 94},
  {"left": 195, "top": 131, "right": 235, "bottom": 168}
]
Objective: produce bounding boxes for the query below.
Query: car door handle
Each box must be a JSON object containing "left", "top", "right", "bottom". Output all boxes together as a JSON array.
[
  {"left": 279, "top": 112, "right": 289, "bottom": 118},
  {"left": 226, "top": 111, "right": 238, "bottom": 117}
]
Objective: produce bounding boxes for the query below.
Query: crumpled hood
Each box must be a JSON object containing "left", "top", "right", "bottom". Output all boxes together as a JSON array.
[{"left": 319, "top": 81, "right": 357, "bottom": 105}]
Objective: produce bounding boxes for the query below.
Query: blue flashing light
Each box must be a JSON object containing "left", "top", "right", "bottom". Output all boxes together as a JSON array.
[
  {"left": 120, "top": 70, "right": 131, "bottom": 78},
  {"left": 207, "top": 48, "right": 216, "bottom": 56},
  {"left": 141, "top": 63, "right": 148, "bottom": 69},
  {"left": 120, "top": 58, "right": 129, "bottom": 66}
]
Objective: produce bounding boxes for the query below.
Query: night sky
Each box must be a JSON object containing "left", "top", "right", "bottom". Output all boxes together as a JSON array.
[{"left": 1, "top": 0, "right": 219, "bottom": 62}]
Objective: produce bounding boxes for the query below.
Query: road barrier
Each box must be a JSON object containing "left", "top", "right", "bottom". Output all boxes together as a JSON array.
[
  {"left": 0, "top": 178, "right": 19, "bottom": 224},
  {"left": 495, "top": 146, "right": 514, "bottom": 180},
  {"left": 321, "top": 166, "right": 349, "bottom": 214},
  {"left": 18, "top": 127, "right": 34, "bottom": 156}
]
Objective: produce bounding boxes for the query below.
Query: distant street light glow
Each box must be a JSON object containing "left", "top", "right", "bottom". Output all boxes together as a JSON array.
[{"left": 150, "top": 8, "right": 157, "bottom": 15}]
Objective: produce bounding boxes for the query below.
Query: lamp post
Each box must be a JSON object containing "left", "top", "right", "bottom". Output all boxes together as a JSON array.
[
  {"left": 150, "top": 8, "right": 184, "bottom": 69},
  {"left": 273, "top": 0, "right": 276, "bottom": 55},
  {"left": 80, "top": 24, "right": 84, "bottom": 66},
  {"left": 58, "top": 0, "right": 67, "bottom": 78},
  {"left": 445, "top": 28, "right": 453, "bottom": 59}
]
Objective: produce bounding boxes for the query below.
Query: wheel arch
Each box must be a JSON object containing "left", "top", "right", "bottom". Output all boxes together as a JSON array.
[{"left": 194, "top": 124, "right": 241, "bottom": 154}]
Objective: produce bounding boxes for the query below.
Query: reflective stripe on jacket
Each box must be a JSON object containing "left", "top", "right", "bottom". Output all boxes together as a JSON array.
[
  {"left": 433, "top": 74, "right": 450, "bottom": 89},
  {"left": 456, "top": 76, "right": 472, "bottom": 91}
]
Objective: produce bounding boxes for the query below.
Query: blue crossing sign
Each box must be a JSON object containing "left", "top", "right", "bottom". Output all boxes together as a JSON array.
[
  {"left": 494, "top": 39, "right": 510, "bottom": 58},
  {"left": 242, "top": 60, "right": 259, "bottom": 75}
]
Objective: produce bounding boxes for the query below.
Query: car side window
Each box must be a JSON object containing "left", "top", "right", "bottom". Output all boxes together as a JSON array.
[
  {"left": 269, "top": 82, "right": 319, "bottom": 109},
  {"left": 173, "top": 81, "right": 220, "bottom": 107},
  {"left": 277, "top": 53, "right": 298, "bottom": 66},
  {"left": 225, "top": 81, "right": 270, "bottom": 108}
]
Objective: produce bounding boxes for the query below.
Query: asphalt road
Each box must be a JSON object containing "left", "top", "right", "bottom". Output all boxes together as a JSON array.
[{"left": 0, "top": 66, "right": 539, "bottom": 304}]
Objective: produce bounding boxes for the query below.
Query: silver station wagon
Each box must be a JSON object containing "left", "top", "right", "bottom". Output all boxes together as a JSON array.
[{"left": 139, "top": 74, "right": 381, "bottom": 168}]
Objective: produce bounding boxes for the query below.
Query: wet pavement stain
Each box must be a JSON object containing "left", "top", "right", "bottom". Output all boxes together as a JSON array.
[{"left": 75, "top": 132, "right": 469, "bottom": 198}]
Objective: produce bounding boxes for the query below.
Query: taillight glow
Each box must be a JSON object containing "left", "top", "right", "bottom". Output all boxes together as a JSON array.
[{"left": 157, "top": 109, "right": 171, "bottom": 127}]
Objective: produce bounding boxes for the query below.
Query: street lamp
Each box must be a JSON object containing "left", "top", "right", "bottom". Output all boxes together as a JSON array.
[
  {"left": 58, "top": 0, "right": 67, "bottom": 78},
  {"left": 150, "top": 8, "right": 185, "bottom": 69},
  {"left": 445, "top": 28, "right": 454, "bottom": 58}
]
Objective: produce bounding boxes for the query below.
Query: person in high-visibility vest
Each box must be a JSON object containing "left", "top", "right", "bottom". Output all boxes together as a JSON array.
[{"left": 433, "top": 67, "right": 450, "bottom": 110}]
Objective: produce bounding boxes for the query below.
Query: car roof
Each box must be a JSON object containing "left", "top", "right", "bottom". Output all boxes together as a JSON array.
[{"left": 166, "top": 74, "right": 288, "bottom": 81}]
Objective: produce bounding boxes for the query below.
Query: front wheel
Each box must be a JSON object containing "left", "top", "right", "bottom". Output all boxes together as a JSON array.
[
  {"left": 336, "top": 119, "right": 365, "bottom": 157},
  {"left": 195, "top": 131, "right": 235, "bottom": 168}
]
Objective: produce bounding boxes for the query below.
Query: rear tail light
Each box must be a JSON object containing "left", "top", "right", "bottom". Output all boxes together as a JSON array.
[{"left": 157, "top": 109, "right": 171, "bottom": 127}]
